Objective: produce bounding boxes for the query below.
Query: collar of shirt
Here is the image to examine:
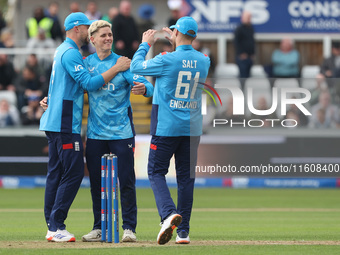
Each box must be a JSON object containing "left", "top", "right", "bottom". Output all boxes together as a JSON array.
[
  {"left": 175, "top": 44, "right": 194, "bottom": 51},
  {"left": 65, "top": 37, "right": 79, "bottom": 51},
  {"left": 94, "top": 51, "right": 116, "bottom": 62}
]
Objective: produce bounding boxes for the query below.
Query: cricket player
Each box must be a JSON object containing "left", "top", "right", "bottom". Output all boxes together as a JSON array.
[
  {"left": 39, "top": 12, "right": 130, "bottom": 242},
  {"left": 81, "top": 20, "right": 154, "bottom": 242},
  {"left": 130, "top": 16, "right": 210, "bottom": 244}
]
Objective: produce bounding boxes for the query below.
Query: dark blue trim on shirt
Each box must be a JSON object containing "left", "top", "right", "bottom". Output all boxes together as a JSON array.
[
  {"left": 150, "top": 104, "right": 158, "bottom": 135},
  {"left": 61, "top": 100, "right": 73, "bottom": 133},
  {"left": 128, "top": 106, "right": 136, "bottom": 137}
]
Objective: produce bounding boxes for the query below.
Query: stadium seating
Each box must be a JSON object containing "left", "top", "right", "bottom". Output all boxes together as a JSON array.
[
  {"left": 301, "top": 65, "right": 320, "bottom": 78},
  {"left": 300, "top": 78, "right": 318, "bottom": 91},
  {"left": 214, "top": 78, "right": 241, "bottom": 117},
  {"left": 273, "top": 78, "right": 300, "bottom": 116},
  {"left": 273, "top": 78, "right": 300, "bottom": 89},
  {"left": 250, "top": 65, "right": 267, "bottom": 78},
  {"left": 244, "top": 78, "right": 272, "bottom": 117},
  {"left": 214, "top": 63, "right": 239, "bottom": 78},
  {"left": 300, "top": 65, "right": 322, "bottom": 91}
]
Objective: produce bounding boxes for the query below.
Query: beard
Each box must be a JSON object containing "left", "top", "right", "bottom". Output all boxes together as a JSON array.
[
  {"left": 79, "top": 29, "right": 89, "bottom": 46},
  {"left": 81, "top": 35, "right": 89, "bottom": 46}
]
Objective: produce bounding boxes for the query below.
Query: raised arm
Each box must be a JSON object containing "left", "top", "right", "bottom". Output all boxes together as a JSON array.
[{"left": 130, "top": 29, "right": 164, "bottom": 77}]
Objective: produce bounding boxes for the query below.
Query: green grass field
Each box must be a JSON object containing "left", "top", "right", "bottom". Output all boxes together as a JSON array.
[{"left": 0, "top": 188, "right": 339, "bottom": 254}]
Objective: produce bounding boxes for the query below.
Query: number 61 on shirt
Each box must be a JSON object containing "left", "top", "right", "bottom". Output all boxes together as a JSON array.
[{"left": 175, "top": 71, "right": 200, "bottom": 99}]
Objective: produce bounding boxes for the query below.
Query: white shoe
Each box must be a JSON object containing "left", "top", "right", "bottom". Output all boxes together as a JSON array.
[
  {"left": 58, "top": 229, "right": 75, "bottom": 237},
  {"left": 122, "top": 229, "right": 137, "bottom": 242},
  {"left": 45, "top": 230, "right": 56, "bottom": 241},
  {"left": 157, "top": 214, "right": 182, "bottom": 245},
  {"left": 176, "top": 231, "right": 190, "bottom": 244},
  {"left": 82, "top": 229, "right": 102, "bottom": 242},
  {"left": 51, "top": 229, "right": 76, "bottom": 242}
]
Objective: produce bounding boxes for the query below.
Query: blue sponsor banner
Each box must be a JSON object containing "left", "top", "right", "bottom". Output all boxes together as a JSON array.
[
  {"left": 231, "top": 177, "right": 338, "bottom": 188},
  {"left": 0, "top": 176, "right": 91, "bottom": 189},
  {"left": 136, "top": 178, "right": 224, "bottom": 188},
  {"left": 185, "top": 0, "right": 340, "bottom": 33},
  {"left": 0, "top": 176, "right": 338, "bottom": 188}
]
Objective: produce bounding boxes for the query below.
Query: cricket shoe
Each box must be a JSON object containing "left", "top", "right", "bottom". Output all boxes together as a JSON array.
[
  {"left": 82, "top": 229, "right": 101, "bottom": 242},
  {"left": 176, "top": 230, "right": 190, "bottom": 244},
  {"left": 157, "top": 213, "right": 182, "bottom": 245},
  {"left": 45, "top": 230, "right": 56, "bottom": 241},
  {"left": 122, "top": 229, "right": 137, "bottom": 242},
  {"left": 51, "top": 229, "right": 75, "bottom": 242}
]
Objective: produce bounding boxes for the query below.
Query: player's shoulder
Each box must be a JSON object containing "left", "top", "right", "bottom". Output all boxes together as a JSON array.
[
  {"left": 196, "top": 49, "right": 209, "bottom": 58},
  {"left": 82, "top": 54, "right": 95, "bottom": 66},
  {"left": 112, "top": 53, "right": 127, "bottom": 71},
  {"left": 157, "top": 50, "right": 180, "bottom": 62},
  {"left": 62, "top": 40, "right": 78, "bottom": 52},
  {"left": 84, "top": 53, "right": 94, "bottom": 61},
  {"left": 62, "top": 44, "right": 81, "bottom": 59},
  {"left": 60, "top": 48, "right": 81, "bottom": 67},
  {"left": 156, "top": 51, "right": 171, "bottom": 58},
  {"left": 111, "top": 51, "right": 121, "bottom": 58},
  {"left": 192, "top": 49, "right": 210, "bottom": 61}
]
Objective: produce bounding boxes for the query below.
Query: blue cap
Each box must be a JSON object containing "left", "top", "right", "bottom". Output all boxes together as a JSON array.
[
  {"left": 169, "top": 16, "right": 198, "bottom": 37},
  {"left": 64, "top": 12, "right": 95, "bottom": 31}
]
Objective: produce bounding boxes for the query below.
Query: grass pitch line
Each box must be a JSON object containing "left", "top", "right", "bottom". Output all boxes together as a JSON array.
[
  {"left": 1, "top": 208, "right": 340, "bottom": 213},
  {"left": 1, "top": 240, "right": 340, "bottom": 249}
]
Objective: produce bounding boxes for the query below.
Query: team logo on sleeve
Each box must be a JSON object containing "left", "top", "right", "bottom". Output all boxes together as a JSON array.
[
  {"left": 133, "top": 74, "right": 141, "bottom": 80},
  {"left": 75, "top": 65, "right": 84, "bottom": 71}
]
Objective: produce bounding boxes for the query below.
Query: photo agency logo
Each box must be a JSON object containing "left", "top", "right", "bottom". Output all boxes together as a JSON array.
[
  {"left": 201, "top": 80, "right": 312, "bottom": 128},
  {"left": 199, "top": 82, "right": 223, "bottom": 110}
]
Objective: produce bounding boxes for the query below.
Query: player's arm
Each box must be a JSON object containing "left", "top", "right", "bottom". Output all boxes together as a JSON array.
[
  {"left": 62, "top": 49, "right": 130, "bottom": 91},
  {"left": 130, "top": 44, "right": 164, "bottom": 77},
  {"left": 84, "top": 55, "right": 131, "bottom": 81},
  {"left": 131, "top": 81, "right": 154, "bottom": 97},
  {"left": 123, "top": 71, "right": 154, "bottom": 97},
  {"left": 102, "top": 56, "right": 131, "bottom": 82},
  {"left": 130, "top": 29, "right": 165, "bottom": 76}
]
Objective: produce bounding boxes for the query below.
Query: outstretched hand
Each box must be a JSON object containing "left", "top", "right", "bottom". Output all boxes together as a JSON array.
[
  {"left": 162, "top": 27, "right": 173, "bottom": 44},
  {"left": 142, "top": 29, "right": 159, "bottom": 46},
  {"left": 131, "top": 81, "right": 146, "bottom": 95}
]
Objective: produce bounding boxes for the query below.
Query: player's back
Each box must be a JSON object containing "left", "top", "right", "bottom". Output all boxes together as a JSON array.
[{"left": 151, "top": 45, "right": 210, "bottom": 137}]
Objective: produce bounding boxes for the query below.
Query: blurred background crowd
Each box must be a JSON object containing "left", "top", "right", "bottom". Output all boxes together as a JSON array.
[{"left": 0, "top": 0, "right": 339, "bottom": 131}]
